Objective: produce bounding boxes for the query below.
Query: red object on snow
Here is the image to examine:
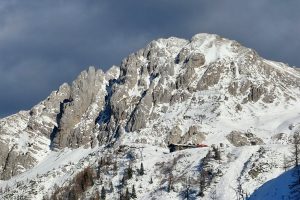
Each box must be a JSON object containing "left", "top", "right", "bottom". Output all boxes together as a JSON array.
[{"left": 196, "top": 144, "right": 209, "bottom": 148}]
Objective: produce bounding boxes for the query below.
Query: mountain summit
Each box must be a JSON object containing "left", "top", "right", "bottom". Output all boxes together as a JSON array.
[{"left": 1, "top": 33, "right": 300, "bottom": 199}]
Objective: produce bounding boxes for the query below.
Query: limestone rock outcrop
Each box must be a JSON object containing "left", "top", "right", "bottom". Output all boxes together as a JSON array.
[{"left": 52, "top": 67, "right": 107, "bottom": 149}]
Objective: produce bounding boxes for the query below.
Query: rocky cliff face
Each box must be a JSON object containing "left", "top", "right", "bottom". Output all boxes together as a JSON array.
[
  {"left": 0, "top": 33, "right": 300, "bottom": 184},
  {"left": 96, "top": 33, "right": 300, "bottom": 147},
  {"left": 0, "top": 66, "right": 117, "bottom": 179},
  {"left": 51, "top": 67, "right": 106, "bottom": 149},
  {"left": 0, "top": 82, "right": 70, "bottom": 180}
]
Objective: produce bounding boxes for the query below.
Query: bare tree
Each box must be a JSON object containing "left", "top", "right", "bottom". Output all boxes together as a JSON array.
[
  {"left": 197, "top": 149, "right": 214, "bottom": 197},
  {"left": 185, "top": 177, "right": 191, "bottom": 200},
  {"left": 167, "top": 173, "right": 173, "bottom": 193},
  {"left": 198, "top": 170, "right": 206, "bottom": 197},
  {"left": 211, "top": 189, "right": 217, "bottom": 200},
  {"left": 292, "top": 132, "right": 300, "bottom": 167},
  {"left": 230, "top": 181, "right": 248, "bottom": 200},
  {"left": 289, "top": 131, "right": 300, "bottom": 199},
  {"left": 283, "top": 154, "right": 290, "bottom": 172},
  {"left": 291, "top": 131, "right": 300, "bottom": 184}
]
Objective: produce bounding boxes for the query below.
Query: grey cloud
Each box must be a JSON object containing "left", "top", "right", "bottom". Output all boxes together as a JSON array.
[{"left": 0, "top": 0, "right": 300, "bottom": 118}]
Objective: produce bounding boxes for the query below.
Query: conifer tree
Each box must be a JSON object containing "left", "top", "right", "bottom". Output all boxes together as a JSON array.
[
  {"left": 125, "top": 188, "right": 130, "bottom": 200},
  {"left": 127, "top": 165, "right": 133, "bottom": 179},
  {"left": 131, "top": 185, "right": 137, "bottom": 199},
  {"left": 113, "top": 161, "right": 118, "bottom": 172},
  {"left": 149, "top": 177, "right": 153, "bottom": 184},
  {"left": 101, "top": 186, "right": 106, "bottom": 200},
  {"left": 213, "top": 147, "right": 221, "bottom": 160},
  {"left": 109, "top": 181, "right": 114, "bottom": 193},
  {"left": 121, "top": 176, "right": 126, "bottom": 187},
  {"left": 139, "top": 162, "right": 144, "bottom": 175},
  {"left": 97, "top": 158, "right": 103, "bottom": 178},
  {"left": 99, "top": 157, "right": 103, "bottom": 168}
]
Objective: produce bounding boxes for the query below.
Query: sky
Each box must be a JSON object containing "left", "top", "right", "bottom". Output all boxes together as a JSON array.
[{"left": 0, "top": 0, "right": 300, "bottom": 118}]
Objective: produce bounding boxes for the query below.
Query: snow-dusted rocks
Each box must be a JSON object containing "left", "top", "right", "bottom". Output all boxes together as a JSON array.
[
  {"left": 0, "top": 82, "right": 71, "bottom": 180},
  {"left": 226, "top": 131, "right": 264, "bottom": 147}
]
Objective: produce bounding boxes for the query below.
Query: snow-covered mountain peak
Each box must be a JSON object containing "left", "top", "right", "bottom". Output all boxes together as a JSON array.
[
  {"left": 1, "top": 33, "right": 300, "bottom": 199},
  {"left": 102, "top": 33, "right": 300, "bottom": 146}
]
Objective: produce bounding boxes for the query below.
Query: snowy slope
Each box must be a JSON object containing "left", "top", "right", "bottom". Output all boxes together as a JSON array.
[{"left": 0, "top": 143, "right": 294, "bottom": 199}]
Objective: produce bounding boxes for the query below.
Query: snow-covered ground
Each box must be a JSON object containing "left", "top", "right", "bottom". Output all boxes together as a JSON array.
[{"left": 0, "top": 141, "right": 296, "bottom": 200}]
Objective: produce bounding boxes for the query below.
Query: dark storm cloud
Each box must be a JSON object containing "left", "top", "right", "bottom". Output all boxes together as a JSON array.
[{"left": 0, "top": 0, "right": 300, "bottom": 118}]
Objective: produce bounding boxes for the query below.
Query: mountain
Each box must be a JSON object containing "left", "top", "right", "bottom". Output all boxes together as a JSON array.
[{"left": 1, "top": 33, "right": 300, "bottom": 199}]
